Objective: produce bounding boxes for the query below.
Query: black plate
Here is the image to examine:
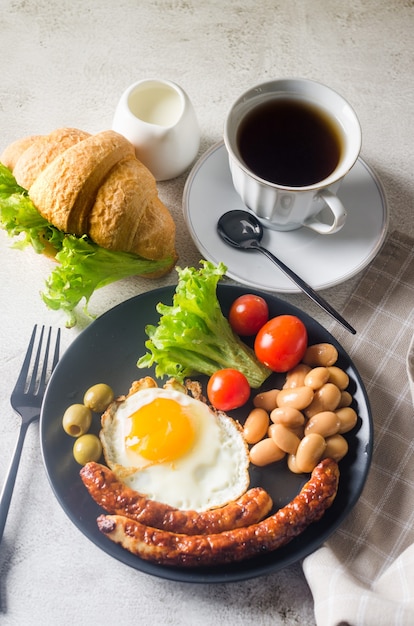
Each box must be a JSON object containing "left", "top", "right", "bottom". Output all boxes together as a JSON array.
[{"left": 40, "top": 284, "right": 372, "bottom": 583}]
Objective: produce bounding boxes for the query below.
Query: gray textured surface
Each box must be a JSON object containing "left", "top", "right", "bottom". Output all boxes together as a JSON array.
[{"left": 0, "top": 1, "right": 413, "bottom": 624}]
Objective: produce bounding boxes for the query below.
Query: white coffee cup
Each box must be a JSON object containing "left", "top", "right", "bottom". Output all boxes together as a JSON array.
[
  {"left": 112, "top": 78, "right": 200, "bottom": 181},
  {"left": 224, "top": 78, "right": 361, "bottom": 234}
]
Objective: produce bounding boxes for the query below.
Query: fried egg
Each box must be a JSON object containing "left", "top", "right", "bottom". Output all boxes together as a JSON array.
[{"left": 100, "top": 385, "right": 250, "bottom": 512}]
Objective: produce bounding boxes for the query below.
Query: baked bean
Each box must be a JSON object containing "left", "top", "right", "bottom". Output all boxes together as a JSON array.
[
  {"left": 289, "top": 424, "right": 305, "bottom": 438},
  {"left": 287, "top": 453, "right": 302, "bottom": 474},
  {"left": 303, "top": 343, "right": 338, "bottom": 367},
  {"left": 323, "top": 433, "right": 348, "bottom": 462},
  {"left": 248, "top": 343, "right": 357, "bottom": 475},
  {"left": 327, "top": 366, "right": 349, "bottom": 390},
  {"left": 269, "top": 423, "right": 301, "bottom": 455},
  {"left": 336, "top": 406, "right": 358, "bottom": 434},
  {"left": 283, "top": 364, "right": 311, "bottom": 389},
  {"left": 304, "top": 367, "right": 330, "bottom": 390},
  {"left": 295, "top": 433, "right": 327, "bottom": 473},
  {"left": 304, "top": 411, "right": 340, "bottom": 438},
  {"left": 243, "top": 408, "right": 270, "bottom": 444},
  {"left": 249, "top": 437, "right": 285, "bottom": 466},
  {"left": 276, "top": 386, "right": 314, "bottom": 411},
  {"left": 304, "top": 383, "right": 341, "bottom": 418},
  {"left": 337, "top": 390, "right": 353, "bottom": 408},
  {"left": 270, "top": 406, "right": 305, "bottom": 428},
  {"left": 271, "top": 423, "right": 304, "bottom": 439},
  {"left": 253, "top": 389, "right": 280, "bottom": 412}
]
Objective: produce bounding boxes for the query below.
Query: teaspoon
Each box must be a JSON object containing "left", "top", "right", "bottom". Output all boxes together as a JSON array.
[{"left": 217, "top": 210, "right": 356, "bottom": 335}]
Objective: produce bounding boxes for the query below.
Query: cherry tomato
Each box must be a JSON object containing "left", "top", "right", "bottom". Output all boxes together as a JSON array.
[
  {"left": 228, "top": 294, "right": 269, "bottom": 336},
  {"left": 254, "top": 315, "right": 308, "bottom": 372},
  {"left": 207, "top": 369, "right": 251, "bottom": 411}
]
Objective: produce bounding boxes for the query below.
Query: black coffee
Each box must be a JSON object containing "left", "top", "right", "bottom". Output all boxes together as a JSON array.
[{"left": 237, "top": 98, "right": 343, "bottom": 187}]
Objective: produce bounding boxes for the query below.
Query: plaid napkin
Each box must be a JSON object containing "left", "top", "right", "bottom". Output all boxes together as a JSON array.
[{"left": 303, "top": 230, "right": 414, "bottom": 626}]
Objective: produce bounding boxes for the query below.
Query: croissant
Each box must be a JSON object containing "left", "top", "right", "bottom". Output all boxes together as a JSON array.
[{"left": 1, "top": 127, "right": 177, "bottom": 267}]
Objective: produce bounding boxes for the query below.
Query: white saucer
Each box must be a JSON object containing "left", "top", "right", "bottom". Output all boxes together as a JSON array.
[{"left": 183, "top": 142, "right": 389, "bottom": 293}]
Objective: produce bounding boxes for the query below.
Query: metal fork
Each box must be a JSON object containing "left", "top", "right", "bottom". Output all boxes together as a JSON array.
[{"left": 0, "top": 325, "right": 60, "bottom": 542}]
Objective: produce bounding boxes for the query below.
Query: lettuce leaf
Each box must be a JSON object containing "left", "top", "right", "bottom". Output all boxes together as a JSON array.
[
  {"left": 0, "top": 163, "right": 174, "bottom": 327},
  {"left": 42, "top": 236, "right": 173, "bottom": 327},
  {"left": 0, "top": 163, "right": 60, "bottom": 253},
  {"left": 137, "top": 261, "right": 271, "bottom": 388}
]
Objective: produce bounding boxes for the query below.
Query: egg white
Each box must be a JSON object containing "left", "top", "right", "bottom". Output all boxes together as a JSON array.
[{"left": 100, "top": 386, "right": 250, "bottom": 511}]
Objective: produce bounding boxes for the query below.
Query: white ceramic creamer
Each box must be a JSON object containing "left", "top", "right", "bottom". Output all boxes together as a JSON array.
[{"left": 112, "top": 79, "right": 200, "bottom": 181}]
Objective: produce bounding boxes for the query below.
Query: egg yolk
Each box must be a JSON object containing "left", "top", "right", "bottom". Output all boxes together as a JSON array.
[{"left": 125, "top": 397, "right": 195, "bottom": 463}]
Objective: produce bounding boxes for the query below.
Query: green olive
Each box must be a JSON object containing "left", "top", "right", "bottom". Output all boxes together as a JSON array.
[
  {"left": 62, "top": 404, "right": 92, "bottom": 437},
  {"left": 73, "top": 433, "right": 102, "bottom": 465},
  {"left": 83, "top": 383, "right": 114, "bottom": 412}
]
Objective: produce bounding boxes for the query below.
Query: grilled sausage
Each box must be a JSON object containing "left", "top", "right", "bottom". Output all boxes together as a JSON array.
[
  {"left": 80, "top": 462, "right": 273, "bottom": 535},
  {"left": 96, "top": 458, "right": 339, "bottom": 567}
]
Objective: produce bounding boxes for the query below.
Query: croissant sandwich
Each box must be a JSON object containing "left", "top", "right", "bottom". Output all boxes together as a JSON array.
[{"left": 0, "top": 128, "right": 178, "bottom": 325}]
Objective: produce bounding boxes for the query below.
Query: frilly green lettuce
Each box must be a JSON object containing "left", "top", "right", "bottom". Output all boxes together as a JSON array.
[
  {"left": 0, "top": 163, "right": 174, "bottom": 327},
  {"left": 137, "top": 261, "right": 271, "bottom": 388}
]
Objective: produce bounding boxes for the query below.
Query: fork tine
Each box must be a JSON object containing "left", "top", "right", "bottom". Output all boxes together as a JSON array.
[
  {"left": 39, "top": 327, "right": 52, "bottom": 387},
  {"left": 27, "top": 325, "right": 45, "bottom": 395},
  {"left": 28, "top": 326, "right": 61, "bottom": 394},
  {"left": 14, "top": 324, "right": 38, "bottom": 394},
  {"left": 38, "top": 327, "right": 51, "bottom": 391},
  {"left": 14, "top": 326, "right": 61, "bottom": 398},
  {"left": 51, "top": 328, "right": 61, "bottom": 371},
  {"left": 38, "top": 327, "right": 61, "bottom": 390}
]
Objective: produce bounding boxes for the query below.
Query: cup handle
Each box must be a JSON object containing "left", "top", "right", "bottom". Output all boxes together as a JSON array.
[{"left": 304, "top": 189, "right": 347, "bottom": 235}]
